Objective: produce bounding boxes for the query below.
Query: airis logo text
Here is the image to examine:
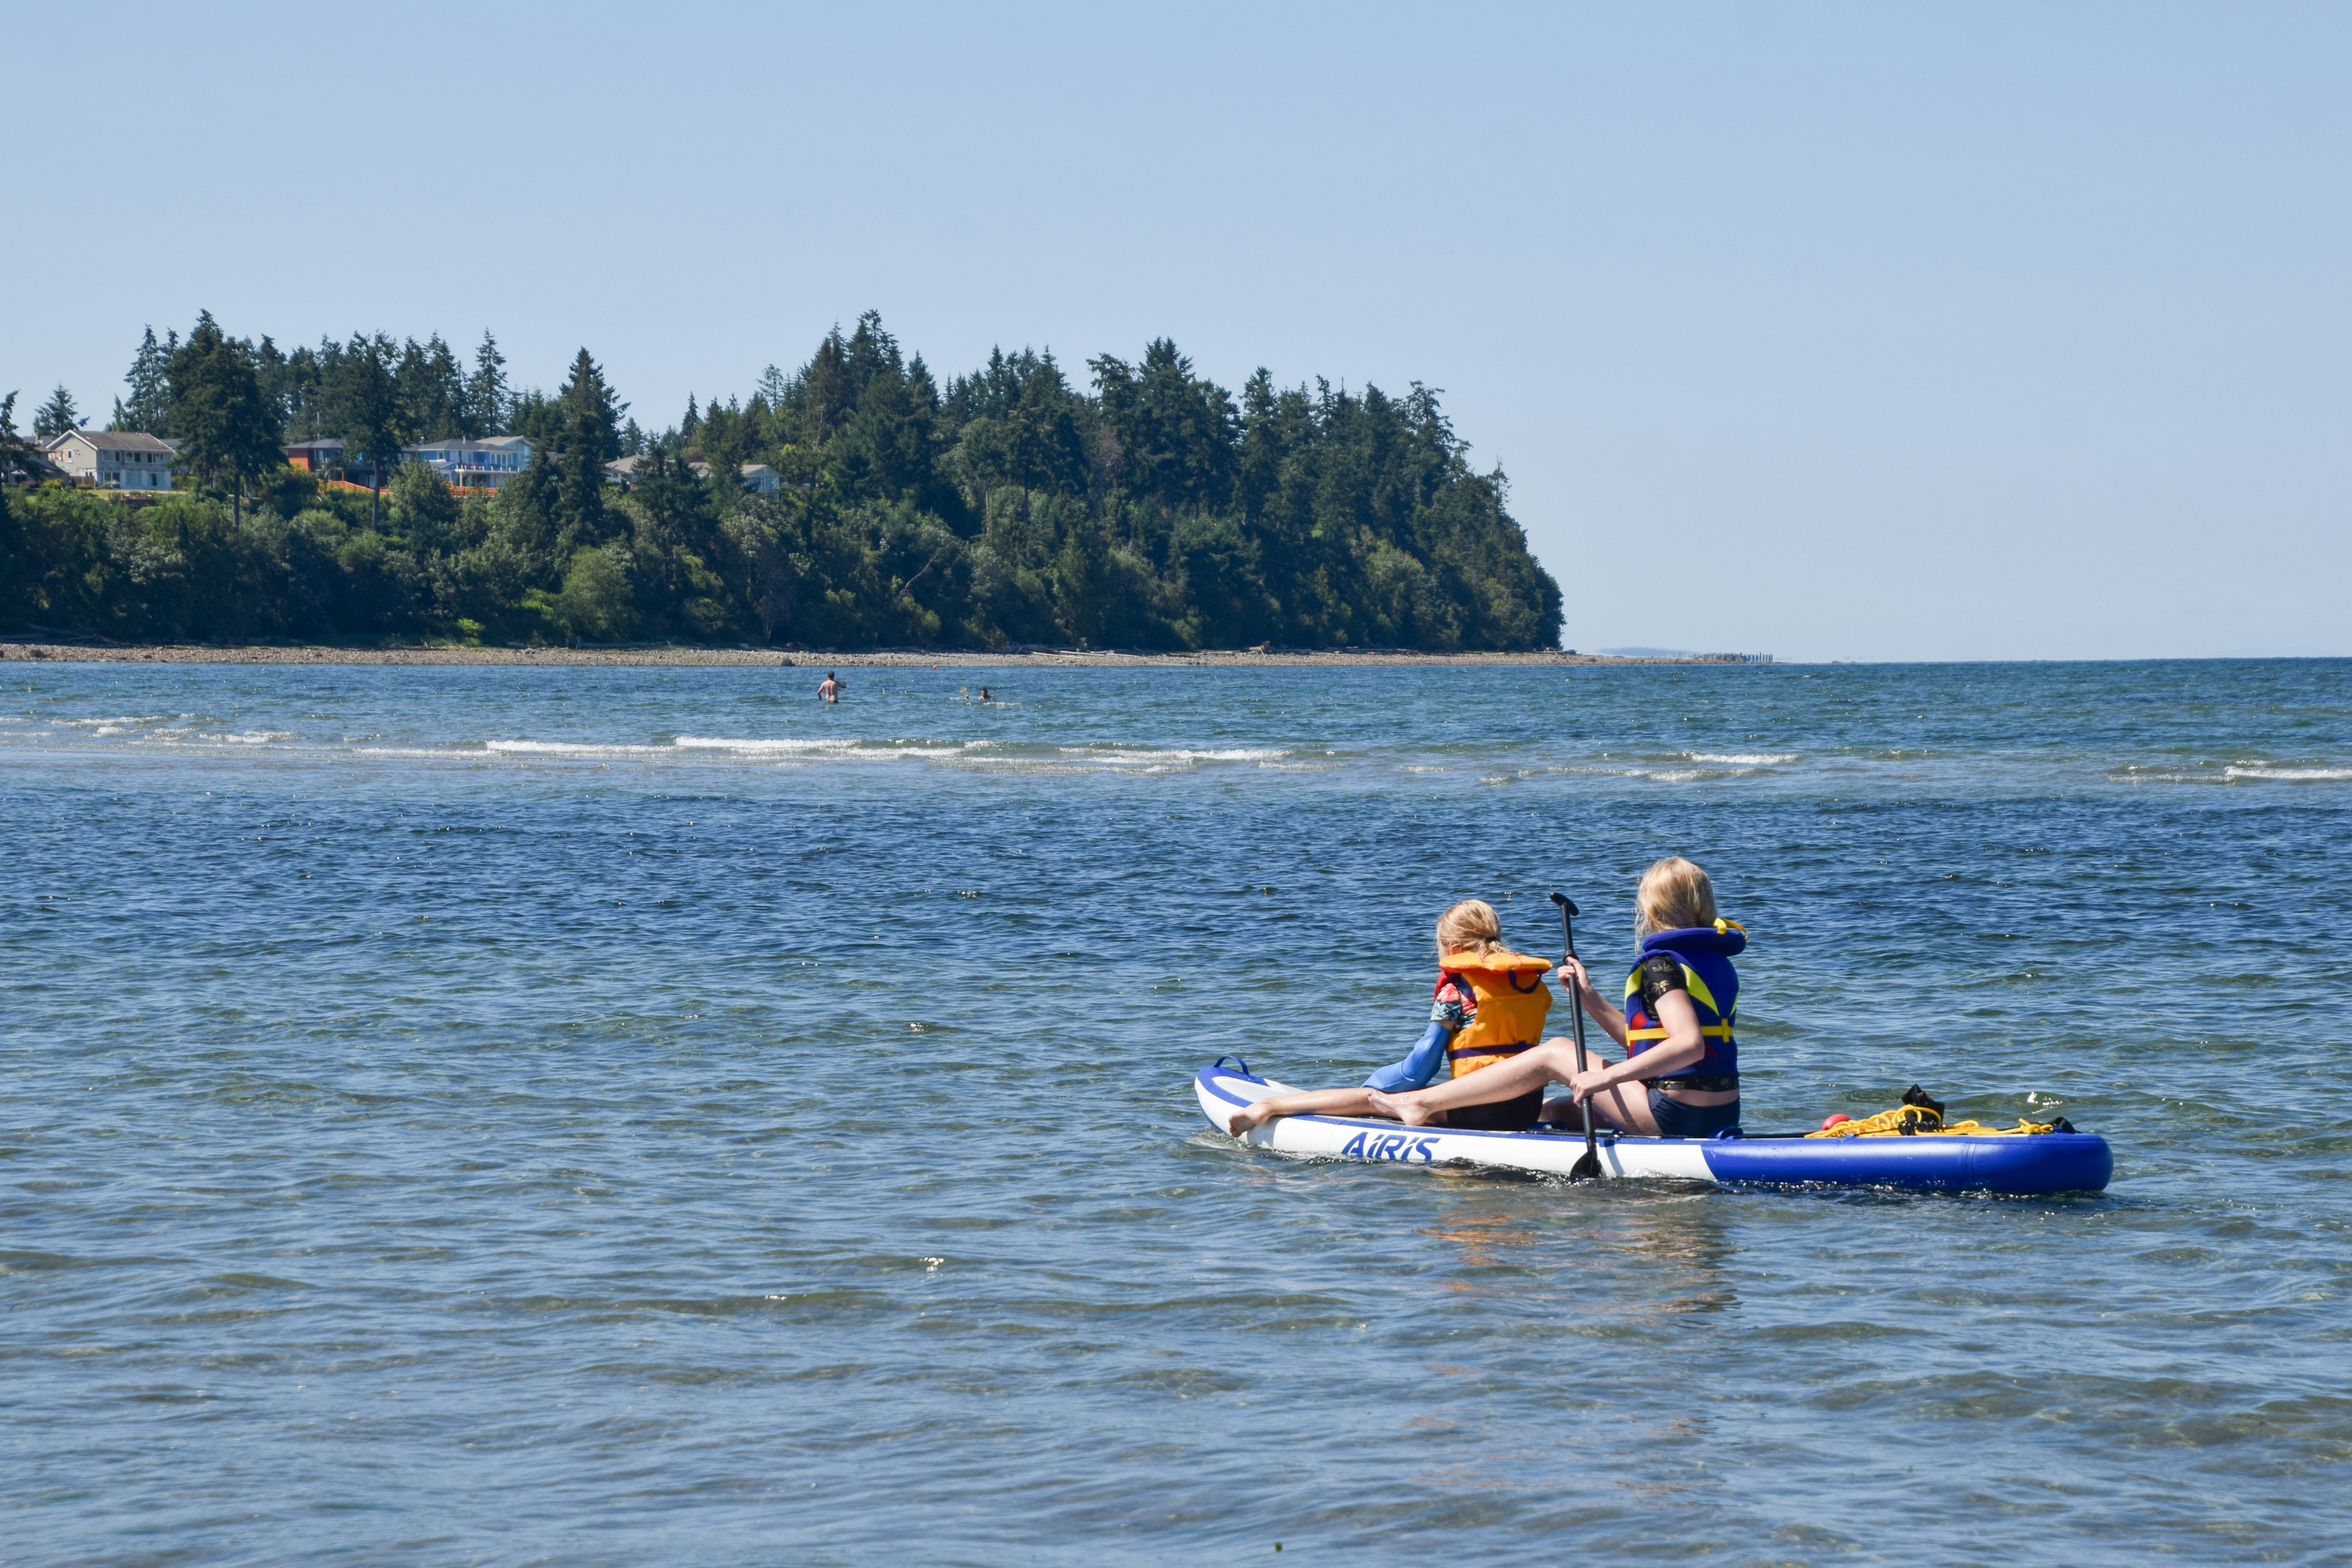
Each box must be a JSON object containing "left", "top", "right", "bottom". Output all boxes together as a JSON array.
[{"left": 1339, "top": 1131, "right": 1440, "bottom": 1164}]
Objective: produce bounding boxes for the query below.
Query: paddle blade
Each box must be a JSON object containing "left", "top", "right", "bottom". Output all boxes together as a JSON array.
[{"left": 1570, "top": 1147, "right": 1602, "bottom": 1180}]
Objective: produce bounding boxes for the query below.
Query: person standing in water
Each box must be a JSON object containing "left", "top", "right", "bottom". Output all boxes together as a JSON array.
[
  {"left": 1366, "top": 857, "right": 1744, "bottom": 1137},
  {"left": 818, "top": 671, "right": 845, "bottom": 704},
  {"left": 1223, "top": 899, "right": 1559, "bottom": 1135}
]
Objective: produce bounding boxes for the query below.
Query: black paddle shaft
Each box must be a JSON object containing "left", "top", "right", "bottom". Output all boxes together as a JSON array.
[{"left": 1550, "top": 892, "right": 1604, "bottom": 1178}]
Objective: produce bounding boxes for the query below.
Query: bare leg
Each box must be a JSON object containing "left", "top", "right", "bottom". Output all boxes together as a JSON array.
[
  {"left": 1367, "top": 1039, "right": 1586, "bottom": 1127},
  {"left": 1225, "top": 1086, "right": 1388, "bottom": 1136},
  {"left": 1578, "top": 1077, "right": 1664, "bottom": 1135}
]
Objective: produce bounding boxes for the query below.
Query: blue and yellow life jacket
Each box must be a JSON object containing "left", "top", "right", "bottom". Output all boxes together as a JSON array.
[{"left": 1623, "top": 921, "right": 1744, "bottom": 1080}]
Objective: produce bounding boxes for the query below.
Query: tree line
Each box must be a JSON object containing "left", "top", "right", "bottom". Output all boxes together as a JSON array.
[{"left": 1, "top": 312, "right": 1562, "bottom": 650}]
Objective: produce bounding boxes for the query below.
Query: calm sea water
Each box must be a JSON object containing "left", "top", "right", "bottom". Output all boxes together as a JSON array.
[{"left": 3, "top": 658, "right": 2348, "bottom": 1566}]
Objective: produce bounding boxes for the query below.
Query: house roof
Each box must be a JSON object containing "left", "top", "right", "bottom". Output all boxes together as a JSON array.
[
  {"left": 409, "top": 436, "right": 529, "bottom": 455},
  {"left": 285, "top": 438, "right": 345, "bottom": 453},
  {"left": 4, "top": 452, "right": 70, "bottom": 481},
  {"left": 43, "top": 428, "right": 173, "bottom": 454}
]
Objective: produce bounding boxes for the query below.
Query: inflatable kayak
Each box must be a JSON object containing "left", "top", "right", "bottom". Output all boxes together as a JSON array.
[{"left": 1194, "top": 1061, "right": 2112, "bottom": 1195}]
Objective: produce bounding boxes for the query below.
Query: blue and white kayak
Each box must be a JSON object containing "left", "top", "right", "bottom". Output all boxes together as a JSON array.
[{"left": 1195, "top": 1061, "right": 2113, "bottom": 1195}]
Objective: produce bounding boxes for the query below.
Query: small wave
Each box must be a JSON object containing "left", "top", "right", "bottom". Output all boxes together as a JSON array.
[
  {"left": 482, "top": 735, "right": 984, "bottom": 763},
  {"left": 2223, "top": 764, "right": 2352, "bottom": 781},
  {"left": 1646, "top": 769, "right": 1704, "bottom": 783},
  {"left": 353, "top": 747, "right": 484, "bottom": 760},
  {"left": 673, "top": 735, "right": 855, "bottom": 755},
  {"left": 210, "top": 730, "right": 297, "bottom": 745},
  {"left": 485, "top": 740, "right": 671, "bottom": 756},
  {"left": 673, "top": 735, "right": 982, "bottom": 759},
  {"left": 1060, "top": 746, "right": 1289, "bottom": 766},
  {"left": 1688, "top": 751, "right": 1798, "bottom": 765}
]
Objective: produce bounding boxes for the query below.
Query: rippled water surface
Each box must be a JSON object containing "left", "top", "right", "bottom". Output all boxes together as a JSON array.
[{"left": 4, "top": 658, "right": 2349, "bottom": 1566}]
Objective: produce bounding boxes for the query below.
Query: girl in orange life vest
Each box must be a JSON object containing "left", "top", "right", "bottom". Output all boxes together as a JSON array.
[
  {"left": 1366, "top": 858, "right": 1744, "bottom": 1139},
  {"left": 1221, "top": 899, "right": 1562, "bottom": 1136}
]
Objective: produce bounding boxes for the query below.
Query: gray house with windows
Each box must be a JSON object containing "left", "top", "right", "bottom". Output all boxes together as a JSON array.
[{"left": 40, "top": 429, "right": 176, "bottom": 490}]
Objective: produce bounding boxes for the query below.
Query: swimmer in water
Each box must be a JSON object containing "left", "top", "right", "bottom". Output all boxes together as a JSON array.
[{"left": 818, "top": 671, "right": 844, "bottom": 704}]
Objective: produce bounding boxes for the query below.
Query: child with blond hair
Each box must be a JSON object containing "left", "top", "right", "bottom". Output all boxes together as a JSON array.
[{"left": 1223, "top": 899, "right": 1561, "bottom": 1135}]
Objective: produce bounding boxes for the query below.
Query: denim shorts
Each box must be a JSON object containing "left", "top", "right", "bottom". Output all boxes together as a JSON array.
[{"left": 1648, "top": 1089, "right": 1741, "bottom": 1139}]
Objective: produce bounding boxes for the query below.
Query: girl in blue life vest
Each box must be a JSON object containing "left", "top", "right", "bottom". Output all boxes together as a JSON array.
[
  {"left": 1366, "top": 857, "right": 1744, "bottom": 1138},
  {"left": 1221, "top": 899, "right": 1561, "bottom": 1136}
]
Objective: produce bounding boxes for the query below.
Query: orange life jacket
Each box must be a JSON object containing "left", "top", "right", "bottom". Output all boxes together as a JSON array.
[{"left": 1438, "top": 948, "right": 1555, "bottom": 1076}]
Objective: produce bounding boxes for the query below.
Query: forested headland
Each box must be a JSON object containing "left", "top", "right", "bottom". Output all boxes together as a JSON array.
[{"left": 1, "top": 314, "right": 1562, "bottom": 651}]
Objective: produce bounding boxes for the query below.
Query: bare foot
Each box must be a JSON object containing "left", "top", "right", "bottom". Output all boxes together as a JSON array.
[
  {"left": 1365, "top": 1090, "right": 1433, "bottom": 1127},
  {"left": 1226, "top": 1102, "right": 1274, "bottom": 1136}
]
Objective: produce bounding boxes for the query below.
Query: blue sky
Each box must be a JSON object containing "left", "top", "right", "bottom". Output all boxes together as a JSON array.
[{"left": 5, "top": 1, "right": 2345, "bottom": 660}]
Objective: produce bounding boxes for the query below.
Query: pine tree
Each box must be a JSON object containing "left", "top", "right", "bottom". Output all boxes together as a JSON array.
[
  {"left": 167, "top": 311, "right": 279, "bottom": 523},
  {"left": 252, "top": 336, "right": 293, "bottom": 440},
  {"left": 330, "top": 332, "right": 405, "bottom": 528},
  {"left": 464, "top": 332, "right": 508, "bottom": 437},
  {"left": 556, "top": 349, "right": 624, "bottom": 465},
  {"left": 115, "top": 327, "right": 176, "bottom": 432},
  {"left": 551, "top": 349, "right": 624, "bottom": 543},
  {"left": 33, "top": 385, "right": 80, "bottom": 440}
]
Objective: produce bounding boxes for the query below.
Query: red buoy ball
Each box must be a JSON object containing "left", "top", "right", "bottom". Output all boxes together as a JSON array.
[{"left": 1821, "top": 1114, "right": 1851, "bottom": 1130}]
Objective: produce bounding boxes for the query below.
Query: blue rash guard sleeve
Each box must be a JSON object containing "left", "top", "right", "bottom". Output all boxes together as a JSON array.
[{"left": 1361, "top": 1019, "right": 1452, "bottom": 1093}]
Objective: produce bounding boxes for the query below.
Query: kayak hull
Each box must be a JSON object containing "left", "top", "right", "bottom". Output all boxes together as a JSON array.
[{"left": 1194, "top": 1064, "right": 2112, "bottom": 1195}]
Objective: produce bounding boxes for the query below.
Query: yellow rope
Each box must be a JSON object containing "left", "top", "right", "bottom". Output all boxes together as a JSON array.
[{"left": 1806, "top": 1102, "right": 2059, "bottom": 1139}]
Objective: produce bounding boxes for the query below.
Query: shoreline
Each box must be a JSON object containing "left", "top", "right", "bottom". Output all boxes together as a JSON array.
[{"left": 0, "top": 639, "right": 1766, "bottom": 670}]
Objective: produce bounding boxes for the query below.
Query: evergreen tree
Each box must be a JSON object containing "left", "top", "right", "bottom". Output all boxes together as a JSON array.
[
  {"left": 555, "top": 349, "right": 624, "bottom": 465},
  {"left": 114, "top": 327, "right": 176, "bottom": 432},
  {"left": 33, "top": 385, "right": 80, "bottom": 440},
  {"left": 329, "top": 332, "right": 405, "bottom": 528},
  {"left": 463, "top": 331, "right": 508, "bottom": 437},
  {"left": 540, "top": 349, "right": 625, "bottom": 549},
  {"left": 167, "top": 311, "right": 281, "bottom": 523},
  {"left": 396, "top": 334, "right": 465, "bottom": 443},
  {"left": 251, "top": 336, "right": 293, "bottom": 439}
]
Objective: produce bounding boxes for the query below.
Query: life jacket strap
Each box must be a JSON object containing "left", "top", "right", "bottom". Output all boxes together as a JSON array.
[
  {"left": 1626, "top": 1023, "right": 1735, "bottom": 1042},
  {"left": 1447, "top": 1040, "right": 1536, "bottom": 1062}
]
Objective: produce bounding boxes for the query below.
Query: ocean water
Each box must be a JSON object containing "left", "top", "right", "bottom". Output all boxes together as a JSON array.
[{"left": 2, "top": 657, "right": 2348, "bottom": 1566}]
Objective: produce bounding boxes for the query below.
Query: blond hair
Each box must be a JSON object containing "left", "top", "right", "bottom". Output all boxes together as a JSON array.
[
  {"left": 1435, "top": 899, "right": 1506, "bottom": 959},
  {"left": 1635, "top": 857, "right": 1717, "bottom": 938}
]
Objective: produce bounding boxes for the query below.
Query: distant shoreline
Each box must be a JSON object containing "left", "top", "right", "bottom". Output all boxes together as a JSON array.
[{"left": 0, "top": 639, "right": 1768, "bottom": 670}]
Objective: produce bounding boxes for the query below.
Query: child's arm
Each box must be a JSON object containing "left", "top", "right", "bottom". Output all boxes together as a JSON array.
[{"left": 1361, "top": 1019, "right": 1453, "bottom": 1093}]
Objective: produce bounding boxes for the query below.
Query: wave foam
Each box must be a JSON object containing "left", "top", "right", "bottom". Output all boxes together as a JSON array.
[
  {"left": 1688, "top": 751, "right": 1799, "bottom": 765},
  {"left": 2224, "top": 764, "right": 2352, "bottom": 781},
  {"left": 486, "top": 739, "right": 671, "bottom": 756},
  {"left": 1059, "top": 746, "right": 1288, "bottom": 766},
  {"left": 673, "top": 735, "right": 978, "bottom": 759}
]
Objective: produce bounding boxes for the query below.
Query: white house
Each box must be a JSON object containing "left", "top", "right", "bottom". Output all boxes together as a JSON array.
[
  {"left": 406, "top": 435, "right": 532, "bottom": 490},
  {"left": 40, "top": 428, "right": 176, "bottom": 490}
]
